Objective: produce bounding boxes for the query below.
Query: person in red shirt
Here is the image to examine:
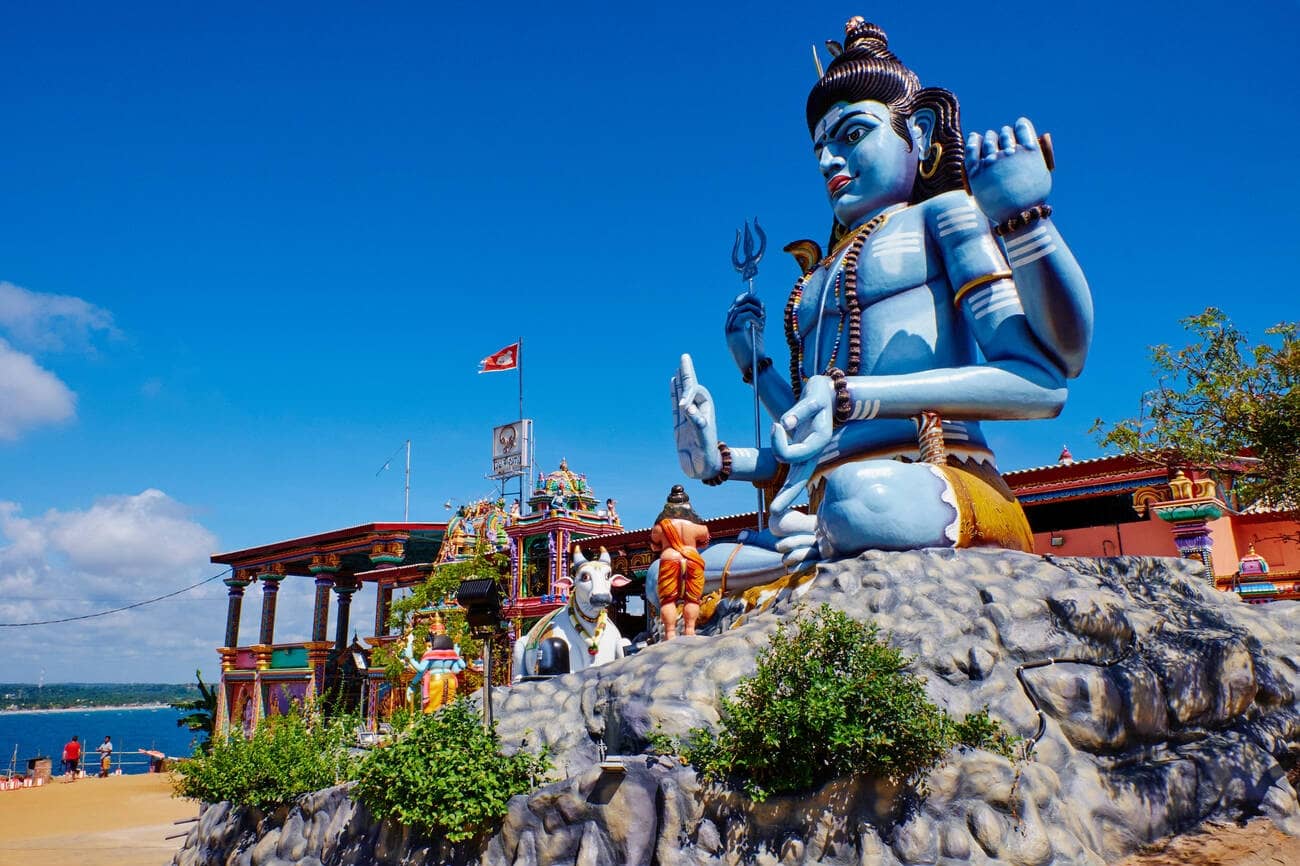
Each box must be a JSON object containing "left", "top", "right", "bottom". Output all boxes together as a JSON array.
[{"left": 62, "top": 736, "right": 81, "bottom": 780}]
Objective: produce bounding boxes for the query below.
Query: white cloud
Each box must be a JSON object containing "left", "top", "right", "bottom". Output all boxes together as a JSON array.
[
  {"left": 0, "top": 280, "right": 117, "bottom": 352},
  {"left": 0, "top": 491, "right": 225, "bottom": 681},
  {"left": 43, "top": 489, "right": 218, "bottom": 581},
  {"left": 0, "top": 338, "right": 76, "bottom": 440}
]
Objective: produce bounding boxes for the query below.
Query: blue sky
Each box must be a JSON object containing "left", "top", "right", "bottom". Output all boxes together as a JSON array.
[{"left": 2, "top": 0, "right": 1297, "bottom": 681}]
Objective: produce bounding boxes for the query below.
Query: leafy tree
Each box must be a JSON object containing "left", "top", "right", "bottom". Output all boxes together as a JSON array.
[
  {"left": 352, "top": 699, "right": 550, "bottom": 842},
  {"left": 172, "top": 669, "right": 218, "bottom": 753},
  {"left": 172, "top": 702, "right": 360, "bottom": 809},
  {"left": 1093, "top": 308, "right": 1299, "bottom": 514},
  {"left": 651, "top": 606, "right": 1017, "bottom": 801},
  {"left": 371, "top": 546, "right": 510, "bottom": 691}
]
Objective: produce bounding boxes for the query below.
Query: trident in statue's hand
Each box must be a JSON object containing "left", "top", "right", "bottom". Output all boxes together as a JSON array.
[
  {"left": 732, "top": 218, "right": 767, "bottom": 530},
  {"left": 731, "top": 219, "right": 766, "bottom": 286}
]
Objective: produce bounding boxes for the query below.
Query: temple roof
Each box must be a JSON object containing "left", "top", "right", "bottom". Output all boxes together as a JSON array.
[
  {"left": 211, "top": 521, "right": 446, "bottom": 580},
  {"left": 533, "top": 458, "right": 593, "bottom": 497}
]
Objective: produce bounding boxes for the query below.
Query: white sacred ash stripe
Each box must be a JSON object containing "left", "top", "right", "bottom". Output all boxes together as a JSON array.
[
  {"left": 1010, "top": 243, "right": 1058, "bottom": 267},
  {"left": 1005, "top": 226, "right": 1049, "bottom": 250},
  {"left": 964, "top": 280, "right": 1015, "bottom": 308},
  {"left": 851, "top": 399, "right": 880, "bottom": 421},
  {"left": 938, "top": 221, "right": 980, "bottom": 238},
  {"left": 970, "top": 286, "right": 1018, "bottom": 310},
  {"left": 974, "top": 297, "right": 1021, "bottom": 319},
  {"left": 872, "top": 231, "right": 922, "bottom": 246},
  {"left": 1007, "top": 235, "right": 1053, "bottom": 259},
  {"left": 937, "top": 208, "right": 979, "bottom": 226}
]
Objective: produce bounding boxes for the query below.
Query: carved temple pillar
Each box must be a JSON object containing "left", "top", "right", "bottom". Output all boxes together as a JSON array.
[
  {"left": 508, "top": 535, "right": 521, "bottom": 600},
  {"left": 374, "top": 584, "right": 394, "bottom": 637},
  {"left": 223, "top": 571, "right": 254, "bottom": 649},
  {"left": 309, "top": 554, "right": 341, "bottom": 642},
  {"left": 334, "top": 578, "right": 359, "bottom": 651},
  {"left": 257, "top": 564, "right": 285, "bottom": 646},
  {"left": 1153, "top": 470, "right": 1226, "bottom": 584},
  {"left": 304, "top": 641, "right": 333, "bottom": 698},
  {"left": 367, "top": 543, "right": 403, "bottom": 638},
  {"left": 556, "top": 529, "right": 571, "bottom": 593}
]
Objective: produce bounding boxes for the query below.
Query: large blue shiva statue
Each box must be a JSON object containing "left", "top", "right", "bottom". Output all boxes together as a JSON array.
[{"left": 671, "top": 17, "right": 1092, "bottom": 593}]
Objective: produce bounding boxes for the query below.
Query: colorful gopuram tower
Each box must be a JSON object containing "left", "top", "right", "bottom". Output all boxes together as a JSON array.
[{"left": 504, "top": 459, "right": 620, "bottom": 619}]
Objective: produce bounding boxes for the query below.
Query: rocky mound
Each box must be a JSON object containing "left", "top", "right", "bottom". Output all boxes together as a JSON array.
[{"left": 174, "top": 550, "right": 1300, "bottom": 866}]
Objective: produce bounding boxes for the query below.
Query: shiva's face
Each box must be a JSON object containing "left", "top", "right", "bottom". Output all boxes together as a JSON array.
[{"left": 814, "top": 100, "right": 920, "bottom": 228}]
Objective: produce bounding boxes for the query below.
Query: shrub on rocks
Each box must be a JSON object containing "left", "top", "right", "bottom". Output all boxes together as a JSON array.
[
  {"left": 352, "top": 699, "right": 551, "bottom": 842},
  {"left": 172, "top": 702, "right": 360, "bottom": 809},
  {"left": 653, "top": 605, "right": 1017, "bottom": 800}
]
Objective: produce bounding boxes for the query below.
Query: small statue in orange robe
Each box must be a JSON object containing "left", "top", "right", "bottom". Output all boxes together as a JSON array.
[{"left": 650, "top": 485, "right": 710, "bottom": 640}]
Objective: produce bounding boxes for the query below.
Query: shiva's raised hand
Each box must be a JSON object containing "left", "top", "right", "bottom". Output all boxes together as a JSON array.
[
  {"left": 770, "top": 374, "right": 835, "bottom": 515},
  {"left": 965, "top": 117, "right": 1051, "bottom": 224},
  {"left": 724, "top": 291, "right": 766, "bottom": 373},
  {"left": 672, "top": 354, "right": 723, "bottom": 480}
]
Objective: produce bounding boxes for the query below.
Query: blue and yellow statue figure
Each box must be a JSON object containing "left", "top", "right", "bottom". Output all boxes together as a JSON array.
[
  {"left": 402, "top": 612, "right": 467, "bottom": 713},
  {"left": 672, "top": 17, "right": 1092, "bottom": 590}
]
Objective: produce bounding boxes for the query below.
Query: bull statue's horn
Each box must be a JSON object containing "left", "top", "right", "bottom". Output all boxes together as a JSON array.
[
  {"left": 572, "top": 545, "right": 588, "bottom": 566},
  {"left": 599, "top": 546, "right": 610, "bottom": 564}
]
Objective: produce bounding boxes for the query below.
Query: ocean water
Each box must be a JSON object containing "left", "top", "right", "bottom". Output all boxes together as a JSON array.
[{"left": 0, "top": 706, "right": 200, "bottom": 775}]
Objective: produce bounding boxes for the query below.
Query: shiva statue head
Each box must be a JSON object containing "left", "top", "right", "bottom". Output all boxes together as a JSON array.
[{"left": 807, "top": 17, "right": 964, "bottom": 237}]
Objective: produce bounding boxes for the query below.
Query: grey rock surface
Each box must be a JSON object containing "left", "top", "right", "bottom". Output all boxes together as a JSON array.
[{"left": 176, "top": 551, "right": 1300, "bottom": 866}]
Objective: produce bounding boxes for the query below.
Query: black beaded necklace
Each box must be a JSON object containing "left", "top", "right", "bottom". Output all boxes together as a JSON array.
[{"left": 783, "top": 211, "right": 890, "bottom": 398}]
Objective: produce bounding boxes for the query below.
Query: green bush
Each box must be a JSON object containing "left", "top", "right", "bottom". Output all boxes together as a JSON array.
[
  {"left": 353, "top": 699, "right": 550, "bottom": 842},
  {"left": 656, "top": 605, "right": 1018, "bottom": 801},
  {"left": 172, "top": 703, "right": 360, "bottom": 809}
]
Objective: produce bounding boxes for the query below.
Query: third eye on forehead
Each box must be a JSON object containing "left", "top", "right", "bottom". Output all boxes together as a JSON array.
[{"left": 813, "top": 107, "right": 884, "bottom": 152}]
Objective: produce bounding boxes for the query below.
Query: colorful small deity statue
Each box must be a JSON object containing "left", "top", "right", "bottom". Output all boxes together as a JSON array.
[
  {"left": 605, "top": 498, "right": 620, "bottom": 525},
  {"left": 509, "top": 499, "right": 521, "bottom": 523},
  {"left": 403, "top": 613, "right": 467, "bottom": 713},
  {"left": 671, "top": 17, "right": 1092, "bottom": 591},
  {"left": 650, "top": 486, "right": 711, "bottom": 639}
]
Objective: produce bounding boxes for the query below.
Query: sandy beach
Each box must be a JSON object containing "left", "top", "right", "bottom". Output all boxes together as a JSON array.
[
  {"left": 0, "top": 773, "right": 197, "bottom": 866},
  {"left": 2, "top": 771, "right": 1298, "bottom": 866}
]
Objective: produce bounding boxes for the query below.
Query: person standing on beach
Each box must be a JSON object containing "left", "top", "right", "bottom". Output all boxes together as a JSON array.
[
  {"left": 96, "top": 736, "right": 113, "bottom": 777},
  {"left": 62, "top": 736, "right": 81, "bottom": 780}
]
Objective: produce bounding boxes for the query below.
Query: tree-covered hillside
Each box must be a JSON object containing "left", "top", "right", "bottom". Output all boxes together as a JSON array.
[{"left": 0, "top": 682, "right": 201, "bottom": 711}]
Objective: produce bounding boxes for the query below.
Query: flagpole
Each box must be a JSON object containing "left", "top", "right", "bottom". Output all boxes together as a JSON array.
[
  {"left": 518, "top": 337, "right": 527, "bottom": 516},
  {"left": 404, "top": 439, "right": 411, "bottom": 522}
]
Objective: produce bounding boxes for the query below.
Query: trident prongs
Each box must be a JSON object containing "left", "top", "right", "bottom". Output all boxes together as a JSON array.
[{"left": 731, "top": 218, "right": 767, "bottom": 285}]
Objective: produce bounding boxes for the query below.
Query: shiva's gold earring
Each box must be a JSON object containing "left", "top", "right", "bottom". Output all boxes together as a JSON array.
[{"left": 919, "top": 142, "right": 943, "bottom": 180}]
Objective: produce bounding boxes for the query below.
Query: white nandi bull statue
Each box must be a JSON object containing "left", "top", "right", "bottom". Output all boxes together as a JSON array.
[{"left": 512, "top": 545, "right": 629, "bottom": 681}]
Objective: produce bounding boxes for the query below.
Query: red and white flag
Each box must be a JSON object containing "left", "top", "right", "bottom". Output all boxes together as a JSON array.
[{"left": 478, "top": 342, "right": 520, "bottom": 373}]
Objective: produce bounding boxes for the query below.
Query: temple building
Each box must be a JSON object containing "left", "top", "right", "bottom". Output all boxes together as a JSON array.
[
  {"left": 209, "top": 461, "right": 641, "bottom": 731},
  {"left": 1004, "top": 448, "right": 1300, "bottom": 599},
  {"left": 210, "top": 522, "right": 447, "bottom": 733}
]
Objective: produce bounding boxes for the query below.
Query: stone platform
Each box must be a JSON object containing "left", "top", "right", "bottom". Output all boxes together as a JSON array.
[{"left": 174, "top": 550, "right": 1300, "bottom": 866}]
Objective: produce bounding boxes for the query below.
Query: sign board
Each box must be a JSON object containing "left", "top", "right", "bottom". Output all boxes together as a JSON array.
[{"left": 491, "top": 419, "right": 531, "bottom": 478}]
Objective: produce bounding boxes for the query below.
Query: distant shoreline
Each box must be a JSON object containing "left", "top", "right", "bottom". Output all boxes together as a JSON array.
[{"left": 0, "top": 703, "right": 177, "bottom": 716}]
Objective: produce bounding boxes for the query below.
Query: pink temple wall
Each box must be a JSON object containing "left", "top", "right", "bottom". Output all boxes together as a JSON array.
[
  {"left": 1206, "top": 515, "right": 1243, "bottom": 577},
  {"left": 1233, "top": 517, "right": 1300, "bottom": 573},
  {"left": 1030, "top": 514, "right": 1180, "bottom": 559},
  {"left": 1030, "top": 511, "right": 1299, "bottom": 578}
]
